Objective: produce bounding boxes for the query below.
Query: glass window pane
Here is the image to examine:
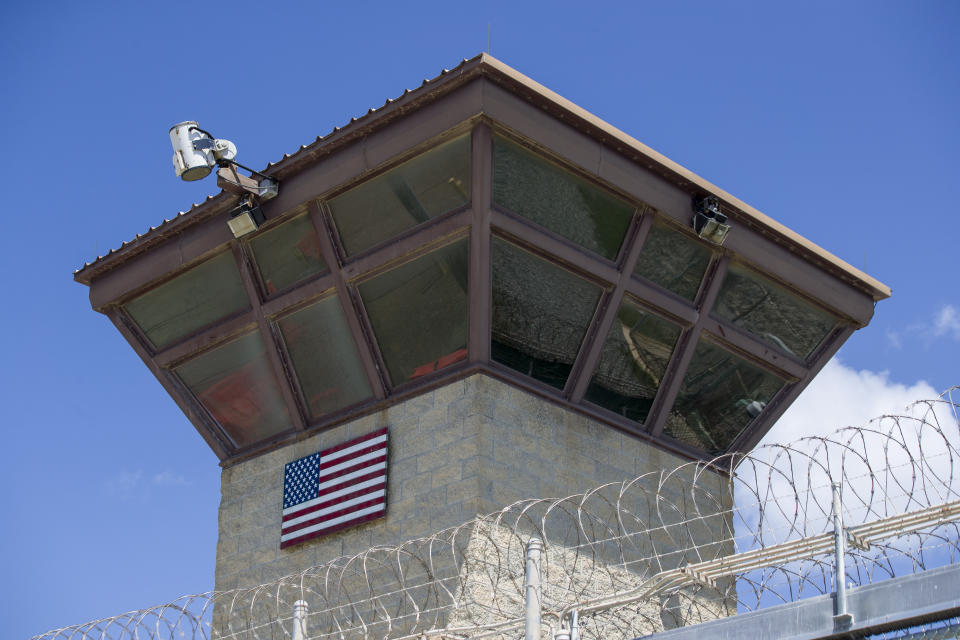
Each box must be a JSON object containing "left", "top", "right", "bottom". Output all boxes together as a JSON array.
[
  {"left": 175, "top": 332, "right": 292, "bottom": 448},
  {"left": 585, "top": 299, "right": 682, "bottom": 423},
  {"left": 664, "top": 339, "right": 784, "bottom": 455},
  {"left": 713, "top": 264, "right": 837, "bottom": 359},
  {"left": 493, "top": 136, "right": 634, "bottom": 260},
  {"left": 633, "top": 220, "right": 712, "bottom": 301},
  {"left": 492, "top": 238, "right": 603, "bottom": 389},
  {"left": 125, "top": 251, "right": 249, "bottom": 349},
  {"left": 329, "top": 136, "right": 471, "bottom": 255},
  {"left": 250, "top": 210, "right": 327, "bottom": 295},
  {"left": 358, "top": 240, "right": 469, "bottom": 385},
  {"left": 277, "top": 296, "right": 372, "bottom": 419}
]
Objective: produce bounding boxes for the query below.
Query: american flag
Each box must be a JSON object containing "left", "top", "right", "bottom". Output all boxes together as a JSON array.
[{"left": 280, "top": 427, "right": 388, "bottom": 549}]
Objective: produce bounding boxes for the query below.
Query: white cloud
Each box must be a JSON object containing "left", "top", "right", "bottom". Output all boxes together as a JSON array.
[
  {"left": 760, "top": 358, "right": 940, "bottom": 446},
  {"left": 151, "top": 470, "right": 189, "bottom": 486},
  {"left": 933, "top": 304, "right": 960, "bottom": 341},
  {"left": 723, "top": 359, "right": 960, "bottom": 604},
  {"left": 737, "top": 358, "right": 959, "bottom": 542},
  {"left": 103, "top": 470, "right": 143, "bottom": 499},
  {"left": 884, "top": 328, "right": 902, "bottom": 350}
]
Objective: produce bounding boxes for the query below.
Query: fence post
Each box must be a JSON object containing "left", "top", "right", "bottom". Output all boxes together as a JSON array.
[
  {"left": 525, "top": 537, "right": 543, "bottom": 640},
  {"left": 831, "top": 483, "right": 853, "bottom": 628},
  {"left": 292, "top": 599, "right": 308, "bottom": 640}
]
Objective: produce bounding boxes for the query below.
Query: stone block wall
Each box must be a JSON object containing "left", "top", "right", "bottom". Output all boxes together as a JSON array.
[{"left": 214, "top": 373, "right": 714, "bottom": 594}]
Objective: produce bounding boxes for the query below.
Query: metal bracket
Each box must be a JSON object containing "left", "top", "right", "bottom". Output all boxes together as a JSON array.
[
  {"left": 846, "top": 529, "right": 871, "bottom": 552},
  {"left": 217, "top": 165, "right": 279, "bottom": 200},
  {"left": 680, "top": 565, "right": 718, "bottom": 589},
  {"left": 833, "top": 611, "right": 855, "bottom": 629}
]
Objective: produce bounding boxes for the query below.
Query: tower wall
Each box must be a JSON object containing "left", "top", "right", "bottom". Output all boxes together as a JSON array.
[{"left": 215, "top": 374, "right": 705, "bottom": 591}]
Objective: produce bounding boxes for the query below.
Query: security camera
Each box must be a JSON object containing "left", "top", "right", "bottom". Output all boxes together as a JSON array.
[
  {"left": 169, "top": 121, "right": 237, "bottom": 182},
  {"left": 169, "top": 121, "right": 279, "bottom": 238}
]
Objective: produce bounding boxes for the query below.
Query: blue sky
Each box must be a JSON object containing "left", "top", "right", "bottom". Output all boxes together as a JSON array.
[{"left": 2, "top": 2, "right": 957, "bottom": 637}]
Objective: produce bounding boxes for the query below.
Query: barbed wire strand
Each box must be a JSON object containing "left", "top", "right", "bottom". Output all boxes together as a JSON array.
[{"left": 33, "top": 387, "right": 960, "bottom": 640}]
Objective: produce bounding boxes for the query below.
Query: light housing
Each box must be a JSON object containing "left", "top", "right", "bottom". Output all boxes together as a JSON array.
[
  {"left": 693, "top": 196, "right": 731, "bottom": 245},
  {"left": 227, "top": 202, "right": 266, "bottom": 238}
]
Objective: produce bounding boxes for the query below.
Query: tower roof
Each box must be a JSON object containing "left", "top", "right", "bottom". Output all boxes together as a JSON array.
[{"left": 75, "top": 54, "right": 890, "bottom": 465}]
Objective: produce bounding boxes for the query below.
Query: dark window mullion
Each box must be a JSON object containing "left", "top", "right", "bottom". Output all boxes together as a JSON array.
[
  {"left": 700, "top": 317, "right": 810, "bottom": 381},
  {"left": 113, "top": 303, "right": 159, "bottom": 356},
  {"left": 230, "top": 243, "right": 308, "bottom": 432},
  {"left": 623, "top": 278, "right": 699, "bottom": 327},
  {"left": 338, "top": 208, "right": 471, "bottom": 281},
  {"left": 727, "top": 325, "right": 855, "bottom": 454},
  {"left": 567, "top": 210, "right": 652, "bottom": 402},
  {"left": 645, "top": 256, "right": 731, "bottom": 438},
  {"left": 469, "top": 123, "right": 493, "bottom": 364},
  {"left": 260, "top": 272, "right": 337, "bottom": 318},
  {"left": 154, "top": 310, "right": 258, "bottom": 368},
  {"left": 490, "top": 209, "right": 619, "bottom": 285},
  {"left": 271, "top": 292, "right": 374, "bottom": 424},
  {"left": 308, "top": 200, "right": 388, "bottom": 400}
]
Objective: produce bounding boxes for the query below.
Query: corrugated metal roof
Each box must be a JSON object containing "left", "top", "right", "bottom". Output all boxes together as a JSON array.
[
  {"left": 74, "top": 53, "right": 891, "bottom": 301},
  {"left": 74, "top": 54, "right": 486, "bottom": 280}
]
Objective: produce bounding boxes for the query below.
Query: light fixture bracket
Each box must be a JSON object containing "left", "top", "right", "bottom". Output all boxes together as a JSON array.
[{"left": 217, "top": 163, "right": 279, "bottom": 200}]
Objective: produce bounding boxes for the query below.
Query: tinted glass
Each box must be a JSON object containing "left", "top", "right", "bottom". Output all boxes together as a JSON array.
[
  {"left": 633, "top": 221, "right": 712, "bottom": 301},
  {"left": 125, "top": 251, "right": 249, "bottom": 349},
  {"left": 175, "top": 332, "right": 291, "bottom": 448},
  {"left": 250, "top": 210, "right": 327, "bottom": 295},
  {"left": 493, "top": 136, "right": 634, "bottom": 260},
  {"left": 585, "top": 299, "right": 682, "bottom": 423},
  {"left": 329, "top": 136, "right": 470, "bottom": 255},
  {"left": 358, "top": 240, "right": 469, "bottom": 385},
  {"left": 714, "top": 264, "right": 837, "bottom": 359},
  {"left": 278, "top": 296, "right": 372, "bottom": 420},
  {"left": 664, "top": 339, "right": 784, "bottom": 455},
  {"left": 492, "top": 238, "right": 603, "bottom": 389}
]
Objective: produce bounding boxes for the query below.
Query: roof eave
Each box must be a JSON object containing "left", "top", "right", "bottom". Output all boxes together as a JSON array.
[{"left": 74, "top": 53, "right": 891, "bottom": 302}]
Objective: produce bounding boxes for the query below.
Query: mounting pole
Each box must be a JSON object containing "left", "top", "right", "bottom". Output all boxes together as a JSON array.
[
  {"left": 832, "top": 483, "right": 854, "bottom": 628},
  {"left": 292, "top": 599, "right": 308, "bottom": 640},
  {"left": 526, "top": 537, "right": 543, "bottom": 640}
]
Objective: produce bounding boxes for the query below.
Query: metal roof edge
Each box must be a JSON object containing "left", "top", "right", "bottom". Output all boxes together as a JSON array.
[
  {"left": 75, "top": 53, "right": 891, "bottom": 302},
  {"left": 73, "top": 54, "right": 489, "bottom": 285},
  {"left": 476, "top": 54, "right": 891, "bottom": 302}
]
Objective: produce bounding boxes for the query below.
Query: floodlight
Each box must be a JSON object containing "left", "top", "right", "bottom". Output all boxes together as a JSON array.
[
  {"left": 228, "top": 201, "right": 266, "bottom": 238},
  {"left": 692, "top": 196, "right": 731, "bottom": 245}
]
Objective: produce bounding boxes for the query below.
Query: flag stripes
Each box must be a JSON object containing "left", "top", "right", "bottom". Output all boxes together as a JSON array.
[{"left": 280, "top": 428, "right": 388, "bottom": 548}]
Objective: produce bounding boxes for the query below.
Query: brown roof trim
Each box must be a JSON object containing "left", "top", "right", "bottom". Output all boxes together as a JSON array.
[
  {"left": 75, "top": 53, "right": 890, "bottom": 301},
  {"left": 475, "top": 55, "right": 890, "bottom": 302},
  {"left": 72, "top": 55, "right": 490, "bottom": 285}
]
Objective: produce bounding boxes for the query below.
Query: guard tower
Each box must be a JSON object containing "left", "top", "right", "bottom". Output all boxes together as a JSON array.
[{"left": 74, "top": 55, "right": 889, "bottom": 604}]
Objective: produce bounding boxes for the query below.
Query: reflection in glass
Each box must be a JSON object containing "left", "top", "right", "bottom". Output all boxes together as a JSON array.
[
  {"left": 125, "top": 251, "right": 249, "bottom": 349},
  {"left": 278, "top": 296, "right": 372, "bottom": 419},
  {"left": 358, "top": 240, "right": 468, "bottom": 385},
  {"left": 493, "top": 136, "right": 634, "bottom": 260},
  {"left": 714, "top": 264, "right": 837, "bottom": 359},
  {"left": 175, "top": 332, "right": 291, "bottom": 448},
  {"left": 250, "top": 210, "right": 327, "bottom": 295},
  {"left": 492, "top": 238, "right": 603, "bottom": 389},
  {"left": 664, "top": 339, "right": 784, "bottom": 455},
  {"left": 329, "top": 136, "right": 470, "bottom": 255},
  {"left": 585, "top": 299, "right": 681, "bottom": 423},
  {"left": 633, "top": 221, "right": 712, "bottom": 301}
]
